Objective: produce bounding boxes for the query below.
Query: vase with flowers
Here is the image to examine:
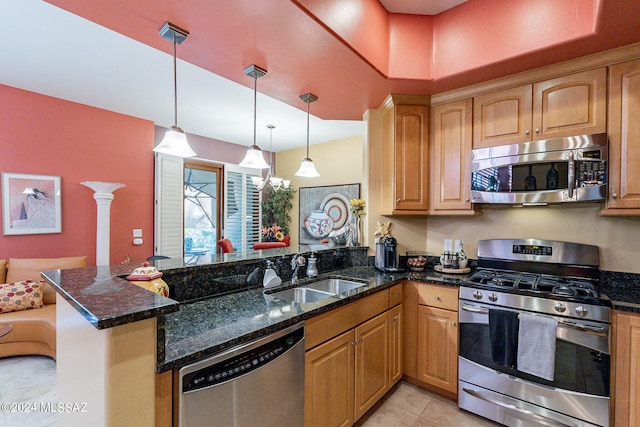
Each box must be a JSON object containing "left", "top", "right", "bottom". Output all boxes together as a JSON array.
[
  {"left": 348, "top": 198, "right": 366, "bottom": 246},
  {"left": 261, "top": 224, "right": 285, "bottom": 242}
]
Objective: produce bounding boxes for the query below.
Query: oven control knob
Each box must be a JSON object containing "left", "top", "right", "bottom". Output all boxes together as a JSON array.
[
  {"left": 554, "top": 303, "right": 567, "bottom": 313},
  {"left": 575, "top": 306, "right": 588, "bottom": 317},
  {"left": 473, "top": 291, "right": 482, "bottom": 300},
  {"left": 488, "top": 293, "right": 498, "bottom": 302}
]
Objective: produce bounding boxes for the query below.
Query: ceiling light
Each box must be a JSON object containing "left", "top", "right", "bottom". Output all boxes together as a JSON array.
[
  {"left": 252, "top": 125, "right": 288, "bottom": 191},
  {"left": 239, "top": 65, "right": 269, "bottom": 169},
  {"left": 295, "top": 93, "right": 320, "bottom": 178},
  {"left": 154, "top": 22, "right": 196, "bottom": 158}
]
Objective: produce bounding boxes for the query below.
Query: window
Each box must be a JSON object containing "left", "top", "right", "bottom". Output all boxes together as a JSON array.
[{"left": 154, "top": 153, "right": 261, "bottom": 258}]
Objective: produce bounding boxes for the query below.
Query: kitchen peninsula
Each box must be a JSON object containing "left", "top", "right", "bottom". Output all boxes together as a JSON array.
[{"left": 43, "top": 245, "right": 464, "bottom": 427}]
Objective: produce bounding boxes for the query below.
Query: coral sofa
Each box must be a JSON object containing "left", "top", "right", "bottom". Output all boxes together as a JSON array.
[{"left": 0, "top": 256, "right": 87, "bottom": 360}]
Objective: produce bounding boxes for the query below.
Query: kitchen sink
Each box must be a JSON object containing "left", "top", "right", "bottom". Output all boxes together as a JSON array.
[
  {"left": 304, "top": 278, "right": 367, "bottom": 295},
  {"left": 269, "top": 287, "right": 336, "bottom": 304}
]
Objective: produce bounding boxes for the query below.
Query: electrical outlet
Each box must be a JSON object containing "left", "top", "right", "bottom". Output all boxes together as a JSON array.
[{"left": 133, "top": 229, "right": 143, "bottom": 237}]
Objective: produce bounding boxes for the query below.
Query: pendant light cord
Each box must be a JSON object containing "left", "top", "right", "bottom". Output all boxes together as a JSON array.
[
  {"left": 306, "top": 99, "right": 310, "bottom": 158},
  {"left": 173, "top": 33, "right": 178, "bottom": 127},
  {"left": 253, "top": 76, "right": 258, "bottom": 148}
]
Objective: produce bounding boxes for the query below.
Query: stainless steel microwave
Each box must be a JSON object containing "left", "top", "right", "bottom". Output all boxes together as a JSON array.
[{"left": 471, "top": 133, "right": 608, "bottom": 205}]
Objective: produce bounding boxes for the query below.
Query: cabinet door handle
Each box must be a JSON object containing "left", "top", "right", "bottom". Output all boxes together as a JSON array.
[
  {"left": 358, "top": 338, "right": 363, "bottom": 344},
  {"left": 525, "top": 129, "right": 530, "bottom": 135},
  {"left": 612, "top": 193, "right": 618, "bottom": 199},
  {"left": 395, "top": 293, "right": 400, "bottom": 298},
  {"left": 535, "top": 128, "right": 540, "bottom": 133},
  {"left": 465, "top": 198, "right": 470, "bottom": 202},
  {"left": 396, "top": 198, "right": 402, "bottom": 203},
  {"left": 434, "top": 296, "right": 441, "bottom": 301},
  {"left": 352, "top": 341, "right": 357, "bottom": 346},
  {"left": 451, "top": 321, "right": 457, "bottom": 326}
]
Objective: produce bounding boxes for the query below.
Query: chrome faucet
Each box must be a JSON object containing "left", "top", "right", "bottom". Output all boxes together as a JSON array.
[{"left": 290, "top": 254, "right": 306, "bottom": 285}]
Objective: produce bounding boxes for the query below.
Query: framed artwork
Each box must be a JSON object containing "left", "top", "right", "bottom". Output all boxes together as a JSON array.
[
  {"left": 299, "top": 183, "right": 359, "bottom": 245},
  {"left": 2, "top": 173, "right": 62, "bottom": 235}
]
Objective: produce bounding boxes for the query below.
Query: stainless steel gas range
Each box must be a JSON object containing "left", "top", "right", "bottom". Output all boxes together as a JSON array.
[{"left": 458, "top": 239, "right": 611, "bottom": 427}]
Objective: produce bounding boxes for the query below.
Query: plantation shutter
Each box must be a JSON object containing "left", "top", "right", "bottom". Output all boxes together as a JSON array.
[
  {"left": 154, "top": 152, "right": 184, "bottom": 258},
  {"left": 224, "top": 165, "right": 262, "bottom": 252}
]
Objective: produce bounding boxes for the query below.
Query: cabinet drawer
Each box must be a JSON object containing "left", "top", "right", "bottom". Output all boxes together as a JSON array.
[
  {"left": 417, "top": 284, "right": 458, "bottom": 311},
  {"left": 388, "top": 283, "right": 403, "bottom": 307},
  {"left": 306, "top": 290, "right": 389, "bottom": 350}
]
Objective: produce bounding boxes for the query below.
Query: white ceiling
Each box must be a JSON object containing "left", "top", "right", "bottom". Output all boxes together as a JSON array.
[
  {"left": 0, "top": 1, "right": 465, "bottom": 153},
  {"left": 379, "top": 0, "right": 468, "bottom": 15}
]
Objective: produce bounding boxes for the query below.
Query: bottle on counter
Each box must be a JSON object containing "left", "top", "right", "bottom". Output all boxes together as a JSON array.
[
  {"left": 306, "top": 253, "right": 318, "bottom": 278},
  {"left": 455, "top": 240, "right": 468, "bottom": 269}
]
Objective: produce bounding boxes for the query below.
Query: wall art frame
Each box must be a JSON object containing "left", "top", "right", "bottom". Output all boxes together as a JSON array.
[
  {"left": 299, "top": 183, "right": 359, "bottom": 245},
  {"left": 2, "top": 172, "right": 62, "bottom": 235}
]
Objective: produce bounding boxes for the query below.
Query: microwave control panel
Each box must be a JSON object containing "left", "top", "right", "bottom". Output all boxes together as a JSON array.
[{"left": 577, "top": 160, "right": 606, "bottom": 187}]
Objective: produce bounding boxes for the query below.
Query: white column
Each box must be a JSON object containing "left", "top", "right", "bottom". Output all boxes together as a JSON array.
[{"left": 81, "top": 181, "right": 125, "bottom": 266}]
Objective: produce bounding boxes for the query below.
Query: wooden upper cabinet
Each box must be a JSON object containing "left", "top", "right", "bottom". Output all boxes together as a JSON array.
[
  {"left": 473, "top": 85, "right": 533, "bottom": 148},
  {"left": 532, "top": 67, "right": 607, "bottom": 139},
  {"left": 473, "top": 68, "right": 607, "bottom": 149},
  {"left": 394, "top": 104, "right": 430, "bottom": 211},
  {"left": 431, "top": 99, "right": 474, "bottom": 213},
  {"left": 602, "top": 58, "right": 640, "bottom": 215},
  {"left": 381, "top": 96, "right": 430, "bottom": 214}
]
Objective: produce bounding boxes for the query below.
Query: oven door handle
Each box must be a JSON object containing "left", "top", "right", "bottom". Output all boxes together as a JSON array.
[
  {"left": 559, "top": 321, "right": 606, "bottom": 336},
  {"left": 462, "top": 388, "right": 572, "bottom": 427},
  {"left": 461, "top": 305, "right": 490, "bottom": 314}
]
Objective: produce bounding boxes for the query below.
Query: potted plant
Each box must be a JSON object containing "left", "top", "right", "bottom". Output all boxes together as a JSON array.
[{"left": 261, "top": 186, "right": 295, "bottom": 237}]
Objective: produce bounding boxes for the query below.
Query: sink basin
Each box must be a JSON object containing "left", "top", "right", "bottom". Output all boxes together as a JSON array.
[
  {"left": 304, "top": 278, "right": 367, "bottom": 295},
  {"left": 269, "top": 287, "right": 336, "bottom": 304}
]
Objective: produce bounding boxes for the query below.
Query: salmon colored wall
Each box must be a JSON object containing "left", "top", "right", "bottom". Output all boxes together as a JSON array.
[
  {"left": 295, "top": 0, "right": 391, "bottom": 75},
  {"left": 388, "top": 14, "right": 433, "bottom": 80},
  {"left": 0, "top": 85, "right": 155, "bottom": 266},
  {"left": 433, "top": 0, "right": 596, "bottom": 78}
]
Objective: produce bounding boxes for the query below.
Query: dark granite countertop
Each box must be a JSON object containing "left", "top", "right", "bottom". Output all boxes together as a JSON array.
[
  {"left": 158, "top": 266, "right": 469, "bottom": 372},
  {"left": 42, "top": 263, "right": 180, "bottom": 329},
  {"left": 600, "top": 270, "right": 640, "bottom": 313}
]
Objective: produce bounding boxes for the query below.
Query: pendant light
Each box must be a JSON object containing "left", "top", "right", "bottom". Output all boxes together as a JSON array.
[
  {"left": 251, "top": 125, "right": 288, "bottom": 191},
  {"left": 239, "top": 65, "right": 270, "bottom": 169},
  {"left": 154, "top": 22, "right": 196, "bottom": 158},
  {"left": 295, "top": 93, "right": 320, "bottom": 177}
]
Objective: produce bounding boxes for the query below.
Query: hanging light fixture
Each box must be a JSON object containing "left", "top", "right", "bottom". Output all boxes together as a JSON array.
[
  {"left": 154, "top": 22, "right": 196, "bottom": 158},
  {"left": 295, "top": 93, "right": 320, "bottom": 177},
  {"left": 239, "top": 65, "right": 270, "bottom": 169},
  {"left": 251, "top": 125, "right": 288, "bottom": 191}
]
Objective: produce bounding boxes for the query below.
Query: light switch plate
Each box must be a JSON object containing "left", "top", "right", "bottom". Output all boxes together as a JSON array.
[{"left": 133, "top": 229, "right": 143, "bottom": 237}]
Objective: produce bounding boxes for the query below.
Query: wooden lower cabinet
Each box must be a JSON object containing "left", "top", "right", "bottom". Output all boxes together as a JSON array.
[
  {"left": 417, "top": 305, "right": 458, "bottom": 394},
  {"left": 305, "top": 299, "right": 402, "bottom": 427},
  {"left": 613, "top": 311, "right": 640, "bottom": 427},
  {"left": 404, "top": 281, "right": 459, "bottom": 397},
  {"left": 305, "top": 330, "right": 355, "bottom": 427},
  {"left": 388, "top": 304, "right": 403, "bottom": 385},
  {"left": 354, "top": 312, "right": 389, "bottom": 420}
]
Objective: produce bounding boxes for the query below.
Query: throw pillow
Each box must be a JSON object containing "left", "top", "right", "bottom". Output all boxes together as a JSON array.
[{"left": 0, "top": 280, "right": 45, "bottom": 314}]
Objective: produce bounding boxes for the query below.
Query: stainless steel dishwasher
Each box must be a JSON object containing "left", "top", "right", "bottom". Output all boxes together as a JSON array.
[{"left": 178, "top": 322, "right": 305, "bottom": 427}]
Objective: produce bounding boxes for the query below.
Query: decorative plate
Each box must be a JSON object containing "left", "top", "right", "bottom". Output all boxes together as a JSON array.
[{"left": 320, "top": 193, "right": 350, "bottom": 229}]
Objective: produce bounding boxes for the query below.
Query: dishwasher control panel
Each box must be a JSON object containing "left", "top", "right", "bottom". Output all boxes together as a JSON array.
[{"left": 182, "top": 327, "right": 304, "bottom": 392}]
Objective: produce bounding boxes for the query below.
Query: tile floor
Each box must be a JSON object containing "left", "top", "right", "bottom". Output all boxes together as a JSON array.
[
  {"left": 359, "top": 382, "right": 500, "bottom": 427},
  {"left": 0, "top": 356, "right": 500, "bottom": 427}
]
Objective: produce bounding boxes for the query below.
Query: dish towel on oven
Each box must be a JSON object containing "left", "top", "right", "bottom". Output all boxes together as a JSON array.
[
  {"left": 517, "top": 313, "right": 557, "bottom": 381},
  {"left": 488, "top": 309, "right": 519, "bottom": 368}
]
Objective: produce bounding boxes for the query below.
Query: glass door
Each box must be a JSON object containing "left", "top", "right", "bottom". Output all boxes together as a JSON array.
[{"left": 184, "top": 160, "right": 223, "bottom": 257}]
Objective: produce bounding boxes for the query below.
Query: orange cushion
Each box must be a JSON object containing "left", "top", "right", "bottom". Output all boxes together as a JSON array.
[
  {"left": 0, "top": 260, "right": 5, "bottom": 284},
  {"left": 253, "top": 242, "right": 287, "bottom": 250},
  {"left": 7, "top": 256, "right": 87, "bottom": 304}
]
